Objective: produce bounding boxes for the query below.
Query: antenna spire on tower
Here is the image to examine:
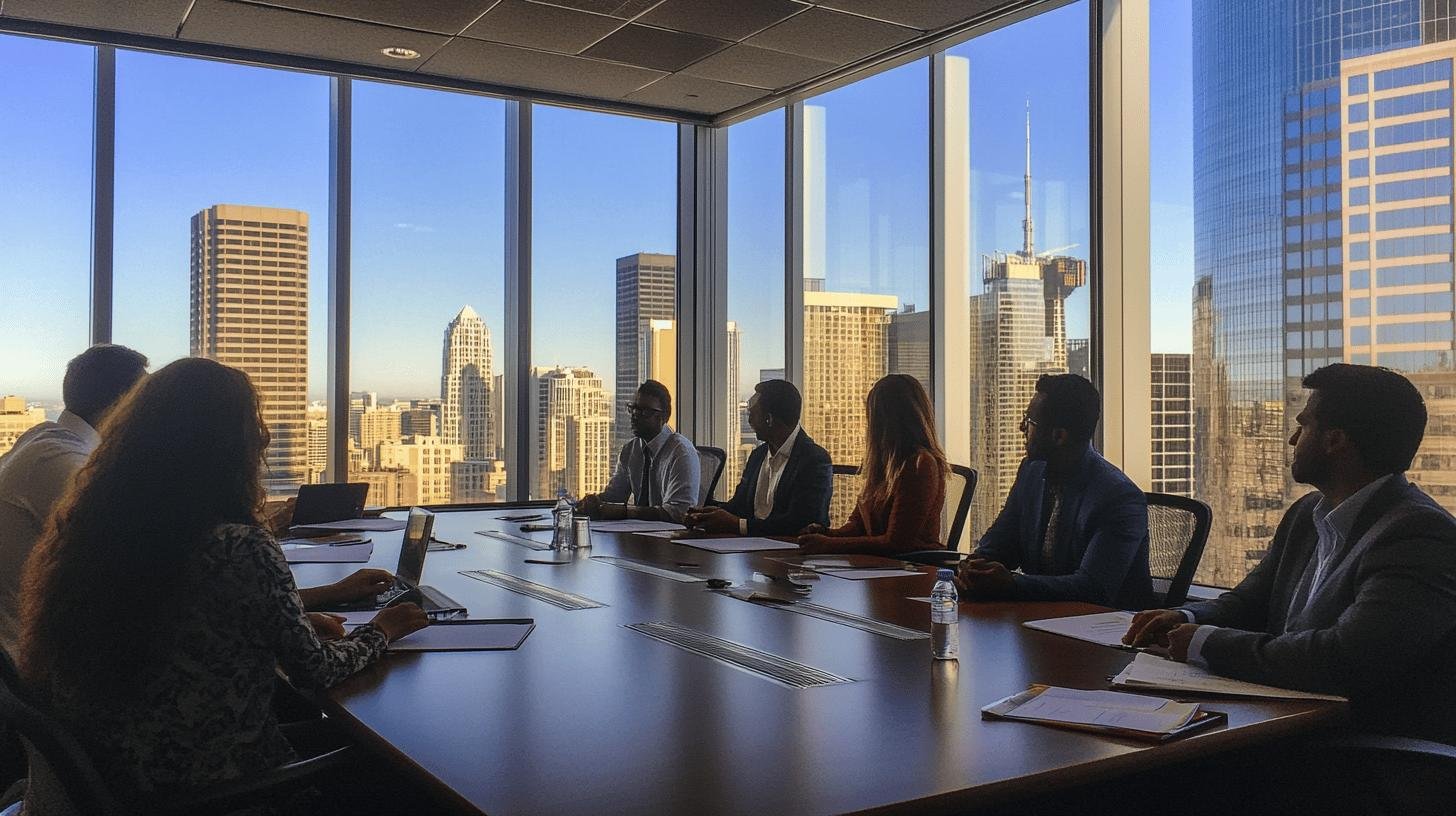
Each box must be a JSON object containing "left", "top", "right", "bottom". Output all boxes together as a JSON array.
[{"left": 1023, "top": 99, "right": 1035, "bottom": 258}]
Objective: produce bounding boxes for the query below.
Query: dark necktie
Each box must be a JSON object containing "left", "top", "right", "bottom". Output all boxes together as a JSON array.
[{"left": 637, "top": 447, "right": 654, "bottom": 507}]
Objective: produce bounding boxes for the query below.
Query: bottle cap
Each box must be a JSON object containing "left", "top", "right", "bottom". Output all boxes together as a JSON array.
[{"left": 936, "top": 568, "right": 955, "bottom": 580}]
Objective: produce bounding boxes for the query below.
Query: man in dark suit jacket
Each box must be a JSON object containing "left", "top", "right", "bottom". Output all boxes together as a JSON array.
[
  {"left": 958, "top": 374, "right": 1154, "bottom": 609},
  {"left": 684, "top": 380, "right": 831, "bottom": 537},
  {"left": 1126, "top": 364, "right": 1456, "bottom": 745}
]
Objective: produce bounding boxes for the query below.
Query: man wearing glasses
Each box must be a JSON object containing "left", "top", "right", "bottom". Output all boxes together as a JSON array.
[
  {"left": 578, "top": 379, "right": 700, "bottom": 523},
  {"left": 956, "top": 373, "right": 1154, "bottom": 609}
]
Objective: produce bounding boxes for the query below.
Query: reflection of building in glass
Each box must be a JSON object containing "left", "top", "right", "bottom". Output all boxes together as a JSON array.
[
  {"left": 615, "top": 252, "right": 676, "bottom": 451},
  {"left": 189, "top": 204, "right": 309, "bottom": 494},
  {"left": 967, "top": 109, "right": 1085, "bottom": 540},
  {"left": 441, "top": 305, "right": 494, "bottom": 461},
  {"left": 1151, "top": 353, "right": 1194, "bottom": 497},
  {"left": 532, "top": 366, "right": 612, "bottom": 500},
  {"left": 0, "top": 396, "right": 46, "bottom": 457},
  {"left": 1197, "top": 1, "right": 1456, "bottom": 586}
]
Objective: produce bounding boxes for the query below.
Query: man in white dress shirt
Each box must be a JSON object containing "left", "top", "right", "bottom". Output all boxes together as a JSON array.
[
  {"left": 0, "top": 345, "right": 149, "bottom": 651},
  {"left": 579, "top": 380, "right": 700, "bottom": 523}
]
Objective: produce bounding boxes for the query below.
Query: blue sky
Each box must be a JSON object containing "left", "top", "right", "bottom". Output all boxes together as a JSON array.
[{"left": 0, "top": 0, "right": 1194, "bottom": 403}]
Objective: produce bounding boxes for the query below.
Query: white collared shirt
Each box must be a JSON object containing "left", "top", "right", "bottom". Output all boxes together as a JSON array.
[
  {"left": 598, "top": 425, "right": 701, "bottom": 523},
  {"left": 739, "top": 425, "right": 801, "bottom": 534},
  {"left": 0, "top": 410, "right": 100, "bottom": 651}
]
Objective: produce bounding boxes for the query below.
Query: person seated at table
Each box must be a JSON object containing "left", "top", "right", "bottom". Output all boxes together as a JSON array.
[
  {"left": 15, "top": 358, "right": 428, "bottom": 812},
  {"left": 957, "top": 374, "right": 1153, "bottom": 609},
  {"left": 1124, "top": 364, "right": 1456, "bottom": 744},
  {"left": 796, "top": 374, "right": 946, "bottom": 555},
  {"left": 684, "top": 379, "right": 831, "bottom": 536},
  {"left": 579, "top": 379, "right": 700, "bottom": 524}
]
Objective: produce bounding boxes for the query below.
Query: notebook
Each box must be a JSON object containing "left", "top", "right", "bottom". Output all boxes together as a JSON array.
[{"left": 982, "top": 685, "right": 1226, "bottom": 742}]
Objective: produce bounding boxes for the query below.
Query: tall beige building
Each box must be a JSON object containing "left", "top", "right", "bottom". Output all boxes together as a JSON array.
[
  {"left": 357, "top": 405, "right": 405, "bottom": 467},
  {"left": 376, "top": 436, "right": 462, "bottom": 505},
  {"left": 304, "top": 402, "right": 327, "bottom": 484},
  {"left": 641, "top": 319, "right": 677, "bottom": 428},
  {"left": 190, "top": 204, "right": 309, "bottom": 493},
  {"left": 531, "top": 366, "right": 613, "bottom": 500},
  {"left": 0, "top": 396, "right": 46, "bottom": 457},
  {"left": 441, "top": 305, "right": 494, "bottom": 461}
]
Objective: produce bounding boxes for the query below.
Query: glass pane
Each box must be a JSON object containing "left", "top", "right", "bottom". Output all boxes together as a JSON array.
[
  {"left": 112, "top": 52, "right": 330, "bottom": 496},
  {"left": 530, "top": 105, "right": 676, "bottom": 500},
  {"left": 725, "top": 109, "right": 786, "bottom": 500},
  {"left": 1175, "top": 0, "right": 1456, "bottom": 588},
  {"left": 349, "top": 81, "right": 507, "bottom": 505},
  {"left": 801, "top": 60, "right": 931, "bottom": 526},
  {"left": 953, "top": 2, "right": 1092, "bottom": 543},
  {"left": 0, "top": 35, "right": 94, "bottom": 449}
]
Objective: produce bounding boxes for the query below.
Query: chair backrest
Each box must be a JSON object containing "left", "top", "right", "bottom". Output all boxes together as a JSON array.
[
  {"left": 1144, "top": 492, "right": 1212, "bottom": 607},
  {"left": 0, "top": 651, "right": 120, "bottom": 816},
  {"left": 829, "top": 463, "right": 978, "bottom": 552},
  {"left": 694, "top": 446, "right": 726, "bottom": 506}
]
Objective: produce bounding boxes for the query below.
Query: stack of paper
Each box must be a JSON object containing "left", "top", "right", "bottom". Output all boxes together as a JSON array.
[
  {"left": 1112, "top": 652, "right": 1348, "bottom": 701},
  {"left": 680, "top": 537, "right": 799, "bottom": 553},
  {"left": 982, "top": 686, "right": 1216, "bottom": 741},
  {"left": 590, "top": 520, "right": 687, "bottom": 533},
  {"left": 1023, "top": 611, "right": 1137, "bottom": 649}
]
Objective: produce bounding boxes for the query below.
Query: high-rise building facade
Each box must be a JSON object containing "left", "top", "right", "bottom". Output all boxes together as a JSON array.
[
  {"left": 0, "top": 396, "right": 45, "bottom": 457},
  {"left": 641, "top": 318, "right": 677, "bottom": 428},
  {"left": 615, "top": 252, "right": 676, "bottom": 450},
  {"left": 189, "top": 203, "right": 309, "bottom": 494},
  {"left": 531, "top": 366, "right": 612, "bottom": 500},
  {"left": 720, "top": 321, "right": 743, "bottom": 499},
  {"left": 376, "top": 436, "right": 462, "bottom": 504},
  {"left": 886, "top": 307, "right": 931, "bottom": 389},
  {"left": 1151, "top": 353, "right": 1194, "bottom": 497},
  {"left": 441, "top": 305, "right": 494, "bottom": 461},
  {"left": 305, "top": 402, "right": 327, "bottom": 484}
]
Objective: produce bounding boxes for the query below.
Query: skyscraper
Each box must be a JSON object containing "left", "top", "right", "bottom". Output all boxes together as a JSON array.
[
  {"left": 1151, "top": 353, "right": 1194, "bottom": 497},
  {"left": 640, "top": 318, "right": 677, "bottom": 428},
  {"left": 720, "top": 321, "right": 743, "bottom": 499},
  {"left": 615, "top": 252, "right": 676, "bottom": 450},
  {"left": 531, "top": 366, "right": 612, "bottom": 500},
  {"left": 886, "top": 306, "right": 931, "bottom": 388},
  {"left": 966, "top": 109, "right": 1086, "bottom": 539},
  {"left": 441, "top": 305, "right": 494, "bottom": 461},
  {"left": 0, "top": 396, "right": 45, "bottom": 457},
  {"left": 1195, "top": 1, "right": 1456, "bottom": 586},
  {"left": 189, "top": 203, "right": 309, "bottom": 494}
]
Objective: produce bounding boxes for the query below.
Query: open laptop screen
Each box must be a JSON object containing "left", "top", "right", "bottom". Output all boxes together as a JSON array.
[{"left": 396, "top": 507, "right": 434, "bottom": 586}]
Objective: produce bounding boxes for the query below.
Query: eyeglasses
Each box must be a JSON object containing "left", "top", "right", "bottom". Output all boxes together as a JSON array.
[
  {"left": 627, "top": 403, "right": 665, "bottom": 417},
  {"left": 1020, "top": 412, "right": 1040, "bottom": 429}
]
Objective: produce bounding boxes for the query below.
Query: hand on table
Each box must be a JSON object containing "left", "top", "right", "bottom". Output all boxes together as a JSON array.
[
  {"left": 795, "top": 533, "right": 836, "bottom": 555},
  {"left": 1122, "top": 609, "right": 1187, "bottom": 649},
  {"left": 799, "top": 523, "right": 826, "bottom": 536},
  {"left": 326, "top": 569, "right": 394, "bottom": 605},
  {"left": 953, "top": 557, "right": 1016, "bottom": 598},
  {"left": 370, "top": 603, "right": 429, "bottom": 643},
  {"left": 683, "top": 506, "right": 739, "bottom": 534},
  {"left": 307, "top": 612, "right": 347, "bottom": 640},
  {"left": 577, "top": 494, "right": 603, "bottom": 517},
  {"left": 263, "top": 497, "right": 297, "bottom": 535}
]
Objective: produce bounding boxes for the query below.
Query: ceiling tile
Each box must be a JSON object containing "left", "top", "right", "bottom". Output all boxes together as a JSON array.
[
  {"left": 0, "top": 0, "right": 194, "bottom": 37},
  {"left": 235, "top": 0, "right": 497, "bottom": 35},
  {"left": 528, "top": 0, "right": 658, "bottom": 19},
  {"left": 749, "top": 7, "right": 916, "bottom": 64},
  {"left": 625, "top": 73, "right": 768, "bottom": 115},
  {"left": 813, "top": 0, "right": 993, "bottom": 31},
  {"left": 681, "top": 43, "right": 834, "bottom": 90},
  {"left": 461, "top": 0, "right": 624, "bottom": 55},
  {"left": 639, "top": 0, "right": 809, "bottom": 42},
  {"left": 180, "top": 1, "right": 450, "bottom": 69},
  {"left": 583, "top": 24, "right": 729, "bottom": 72},
  {"left": 421, "top": 37, "right": 666, "bottom": 99}
]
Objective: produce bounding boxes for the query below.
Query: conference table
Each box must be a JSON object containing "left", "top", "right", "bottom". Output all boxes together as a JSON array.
[{"left": 288, "top": 507, "right": 1345, "bottom": 816}]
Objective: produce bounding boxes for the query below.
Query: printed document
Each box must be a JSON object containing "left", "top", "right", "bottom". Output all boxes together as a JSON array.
[{"left": 1113, "top": 652, "right": 1348, "bottom": 701}]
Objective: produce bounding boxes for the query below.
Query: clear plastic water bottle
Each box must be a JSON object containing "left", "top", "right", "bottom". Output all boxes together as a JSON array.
[
  {"left": 551, "top": 490, "right": 574, "bottom": 550},
  {"left": 931, "top": 568, "right": 960, "bottom": 660}
]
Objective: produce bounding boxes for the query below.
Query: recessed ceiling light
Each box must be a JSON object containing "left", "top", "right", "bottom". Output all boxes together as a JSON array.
[{"left": 380, "top": 47, "right": 420, "bottom": 60}]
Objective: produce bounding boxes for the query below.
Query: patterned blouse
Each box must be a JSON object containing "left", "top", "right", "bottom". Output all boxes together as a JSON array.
[{"left": 25, "top": 523, "right": 387, "bottom": 813}]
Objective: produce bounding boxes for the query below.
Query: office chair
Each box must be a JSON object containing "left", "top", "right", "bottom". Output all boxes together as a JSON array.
[
  {"left": 829, "top": 463, "right": 978, "bottom": 568},
  {"left": 1319, "top": 734, "right": 1456, "bottom": 816},
  {"left": 0, "top": 651, "right": 356, "bottom": 816},
  {"left": 695, "top": 446, "right": 726, "bottom": 506},
  {"left": 1144, "top": 492, "right": 1212, "bottom": 607}
]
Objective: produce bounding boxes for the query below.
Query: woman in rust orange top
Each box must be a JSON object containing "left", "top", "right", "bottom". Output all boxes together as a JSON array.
[{"left": 798, "top": 374, "right": 948, "bottom": 555}]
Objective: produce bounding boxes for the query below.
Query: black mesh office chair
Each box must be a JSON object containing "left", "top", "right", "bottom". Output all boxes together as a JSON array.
[
  {"left": 695, "top": 446, "right": 726, "bottom": 506},
  {"left": 828, "top": 463, "right": 978, "bottom": 567},
  {"left": 0, "top": 650, "right": 356, "bottom": 816},
  {"left": 1145, "top": 492, "right": 1212, "bottom": 607}
]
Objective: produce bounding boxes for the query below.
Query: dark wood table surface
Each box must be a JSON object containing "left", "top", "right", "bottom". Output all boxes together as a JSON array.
[{"left": 289, "top": 508, "right": 1344, "bottom": 816}]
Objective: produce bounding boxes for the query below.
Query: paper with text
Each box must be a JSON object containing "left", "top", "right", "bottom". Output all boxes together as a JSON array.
[
  {"left": 1113, "top": 652, "right": 1348, "bottom": 701},
  {"left": 1023, "top": 610, "right": 1137, "bottom": 649}
]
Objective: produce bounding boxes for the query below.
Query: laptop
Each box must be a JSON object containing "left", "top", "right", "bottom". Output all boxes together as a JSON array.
[
  {"left": 333, "top": 507, "right": 467, "bottom": 618},
  {"left": 292, "top": 482, "right": 370, "bottom": 526}
]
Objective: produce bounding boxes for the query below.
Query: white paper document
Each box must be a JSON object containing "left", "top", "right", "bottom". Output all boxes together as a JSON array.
[
  {"left": 680, "top": 537, "right": 800, "bottom": 553},
  {"left": 820, "top": 568, "right": 922, "bottom": 580},
  {"left": 281, "top": 540, "right": 374, "bottom": 563},
  {"left": 590, "top": 520, "right": 687, "bottom": 533},
  {"left": 290, "top": 518, "right": 406, "bottom": 533},
  {"left": 1023, "top": 610, "right": 1137, "bottom": 649},
  {"left": 1112, "top": 652, "right": 1348, "bottom": 701},
  {"left": 1005, "top": 687, "right": 1199, "bottom": 733}
]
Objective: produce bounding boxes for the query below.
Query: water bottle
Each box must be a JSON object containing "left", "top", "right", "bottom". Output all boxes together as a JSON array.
[
  {"left": 930, "top": 569, "right": 960, "bottom": 660},
  {"left": 551, "top": 490, "right": 574, "bottom": 550}
]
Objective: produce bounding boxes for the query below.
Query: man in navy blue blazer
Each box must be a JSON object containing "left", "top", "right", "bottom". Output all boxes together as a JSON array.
[
  {"left": 957, "top": 374, "right": 1154, "bottom": 609},
  {"left": 684, "top": 380, "right": 832, "bottom": 537}
]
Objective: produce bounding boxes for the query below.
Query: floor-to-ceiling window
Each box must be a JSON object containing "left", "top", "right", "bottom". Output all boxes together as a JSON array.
[
  {"left": 349, "top": 81, "right": 507, "bottom": 506},
  {"left": 0, "top": 35, "right": 94, "bottom": 453}
]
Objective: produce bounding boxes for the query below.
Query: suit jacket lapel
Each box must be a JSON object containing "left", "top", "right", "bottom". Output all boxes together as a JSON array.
[
  {"left": 1293, "top": 477, "right": 1410, "bottom": 627},
  {"left": 769, "top": 435, "right": 803, "bottom": 512}
]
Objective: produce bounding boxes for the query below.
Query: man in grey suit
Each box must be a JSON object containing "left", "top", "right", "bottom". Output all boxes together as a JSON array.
[{"left": 1125, "top": 364, "right": 1456, "bottom": 745}]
